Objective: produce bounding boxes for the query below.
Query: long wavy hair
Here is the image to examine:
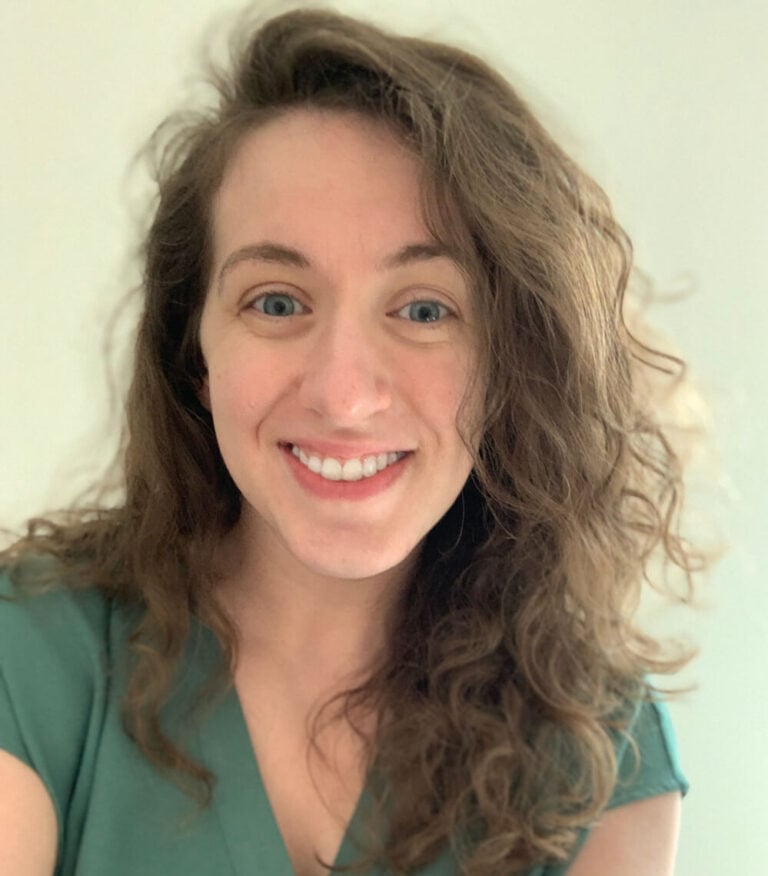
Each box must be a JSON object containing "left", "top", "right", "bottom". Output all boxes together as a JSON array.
[{"left": 1, "top": 7, "right": 705, "bottom": 874}]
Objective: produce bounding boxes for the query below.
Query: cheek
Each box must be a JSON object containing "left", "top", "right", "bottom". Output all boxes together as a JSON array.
[
  {"left": 207, "top": 353, "right": 273, "bottom": 421},
  {"left": 403, "top": 352, "right": 477, "bottom": 441},
  {"left": 205, "top": 331, "right": 293, "bottom": 403}
]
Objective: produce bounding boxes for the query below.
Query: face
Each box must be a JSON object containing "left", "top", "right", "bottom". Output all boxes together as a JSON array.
[{"left": 198, "top": 109, "right": 480, "bottom": 583}]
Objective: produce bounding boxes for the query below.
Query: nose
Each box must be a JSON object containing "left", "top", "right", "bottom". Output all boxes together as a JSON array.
[{"left": 298, "top": 314, "right": 392, "bottom": 426}]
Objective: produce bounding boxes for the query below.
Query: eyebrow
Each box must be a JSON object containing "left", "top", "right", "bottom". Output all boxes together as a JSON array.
[{"left": 216, "top": 240, "right": 461, "bottom": 289}]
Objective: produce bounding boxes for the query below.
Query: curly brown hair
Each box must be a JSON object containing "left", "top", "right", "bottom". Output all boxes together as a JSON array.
[{"left": 1, "top": 7, "right": 705, "bottom": 874}]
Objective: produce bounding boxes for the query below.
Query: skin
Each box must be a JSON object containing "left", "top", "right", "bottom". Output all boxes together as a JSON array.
[
  {"left": 568, "top": 791, "right": 682, "bottom": 875},
  {"left": 196, "top": 108, "right": 684, "bottom": 875},
  {"left": 0, "top": 756, "right": 679, "bottom": 876},
  {"left": 198, "top": 109, "right": 480, "bottom": 678},
  {"left": 0, "top": 108, "right": 681, "bottom": 876},
  {"left": 0, "top": 752, "right": 57, "bottom": 875}
]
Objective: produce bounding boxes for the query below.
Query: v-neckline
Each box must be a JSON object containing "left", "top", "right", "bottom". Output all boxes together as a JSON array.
[
  {"left": 192, "top": 638, "right": 378, "bottom": 876},
  {"left": 186, "top": 619, "right": 460, "bottom": 876}
]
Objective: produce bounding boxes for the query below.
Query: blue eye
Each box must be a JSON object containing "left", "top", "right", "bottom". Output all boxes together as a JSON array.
[
  {"left": 252, "top": 292, "right": 306, "bottom": 317},
  {"left": 398, "top": 300, "right": 450, "bottom": 323}
]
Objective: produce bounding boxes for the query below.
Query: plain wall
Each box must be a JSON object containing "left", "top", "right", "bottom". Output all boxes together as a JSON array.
[{"left": 2, "top": 1, "right": 766, "bottom": 872}]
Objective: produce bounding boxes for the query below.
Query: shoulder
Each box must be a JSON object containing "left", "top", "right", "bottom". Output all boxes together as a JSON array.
[
  {"left": 609, "top": 694, "right": 689, "bottom": 809},
  {"left": 548, "top": 694, "right": 689, "bottom": 876},
  {"left": 0, "top": 563, "right": 131, "bottom": 843},
  {"left": 0, "top": 563, "right": 117, "bottom": 692}
]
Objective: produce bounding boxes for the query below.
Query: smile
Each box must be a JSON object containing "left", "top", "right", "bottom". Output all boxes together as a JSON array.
[{"left": 289, "top": 443, "right": 408, "bottom": 481}]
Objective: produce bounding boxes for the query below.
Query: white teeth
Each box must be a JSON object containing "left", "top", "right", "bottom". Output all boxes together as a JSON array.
[
  {"left": 290, "top": 445, "right": 406, "bottom": 481},
  {"left": 320, "top": 458, "right": 342, "bottom": 480},
  {"left": 341, "top": 458, "right": 363, "bottom": 481}
]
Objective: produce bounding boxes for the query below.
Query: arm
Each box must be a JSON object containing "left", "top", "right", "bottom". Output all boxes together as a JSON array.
[
  {"left": 567, "top": 791, "right": 682, "bottom": 876},
  {"left": 0, "top": 751, "right": 57, "bottom": 876}
]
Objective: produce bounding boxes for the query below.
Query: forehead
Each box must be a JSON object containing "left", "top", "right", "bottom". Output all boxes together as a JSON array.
[
  {"left": 217, "top": 108, "right": 419, "bottom": 193},
  {"left": 210, "top": 110, "right": 435, "bottom": 262}
]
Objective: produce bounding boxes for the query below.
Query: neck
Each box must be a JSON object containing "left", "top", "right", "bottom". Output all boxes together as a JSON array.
[{"left": 214, "top": 516, "right": 417, "bottom": 683}]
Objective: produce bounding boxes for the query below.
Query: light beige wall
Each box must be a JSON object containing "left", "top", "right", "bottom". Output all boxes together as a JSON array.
[{"left": 2, "top": 2, "right": 765, "bottom": 872}]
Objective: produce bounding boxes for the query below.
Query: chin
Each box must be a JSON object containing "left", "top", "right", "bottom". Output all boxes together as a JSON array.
[
  {"left": 293, "top": 536, "right": 420, "bottom": 583},
  {"left": 305, "top": 553, "right": 410, "bottom": 583}
]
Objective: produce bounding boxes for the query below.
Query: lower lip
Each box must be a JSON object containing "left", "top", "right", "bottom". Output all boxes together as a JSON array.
[{"left": 281, "top": 445, "right": 411, "bottom": 501}]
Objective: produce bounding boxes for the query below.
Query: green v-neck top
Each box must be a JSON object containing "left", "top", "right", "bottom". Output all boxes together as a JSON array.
[{"left": 0, "top": 572, "right": 688, "bottom": 875}]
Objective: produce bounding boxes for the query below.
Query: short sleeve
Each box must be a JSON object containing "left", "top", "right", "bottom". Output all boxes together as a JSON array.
[
  {"left": 0, "top": 570, "right": 112, "bottom": 859},
  {"left": 537, "top": 694, "right": 689, "bottom": 875},
  {"left": 607, "top": 695, "right": 689, "bottom": 809}
]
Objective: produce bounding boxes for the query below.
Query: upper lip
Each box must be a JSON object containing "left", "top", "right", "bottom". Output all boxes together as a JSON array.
[{"left": 281, "top": 440, "right": 413, "bottom": 460}]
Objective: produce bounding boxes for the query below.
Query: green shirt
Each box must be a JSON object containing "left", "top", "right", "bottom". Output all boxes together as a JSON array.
[{"left": 0, "top": 572, "right": 688, "bottom": 875}]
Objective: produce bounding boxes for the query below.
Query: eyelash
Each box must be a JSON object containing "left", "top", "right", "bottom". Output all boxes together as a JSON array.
[{"left": 248, "top": 291, "right": 454, "bottom": 324}]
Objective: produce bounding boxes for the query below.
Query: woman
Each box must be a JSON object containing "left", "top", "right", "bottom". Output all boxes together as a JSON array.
[{"left": 0, "top": 7, "right": 700, "bottom": 875}]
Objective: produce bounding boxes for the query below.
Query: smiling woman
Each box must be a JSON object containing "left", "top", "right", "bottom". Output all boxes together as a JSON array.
[
  {"left": 0, "top": 6, "right": 703, "bottom": 876},
  {"left": 198, "top": 110, "right": 479, "bottom": 583}
]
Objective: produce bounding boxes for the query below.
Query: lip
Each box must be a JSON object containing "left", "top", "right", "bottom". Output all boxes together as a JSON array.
[
  {"left": 280, "top": 440, "right": 411, "bottom": 461},
  {"left": 281, "top": 443, "right": 412, "bottom": 501}
]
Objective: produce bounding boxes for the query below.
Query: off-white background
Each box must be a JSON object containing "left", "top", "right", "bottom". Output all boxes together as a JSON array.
[{"left": 1, "top": 2, "right": 765, "bottom": 873}]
